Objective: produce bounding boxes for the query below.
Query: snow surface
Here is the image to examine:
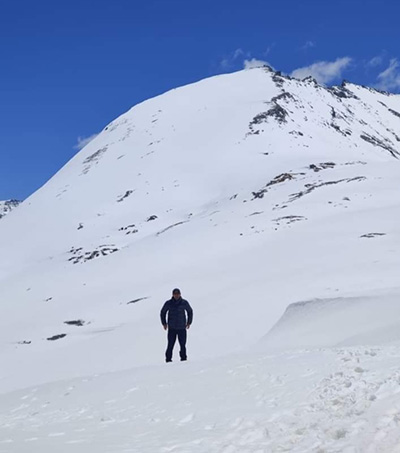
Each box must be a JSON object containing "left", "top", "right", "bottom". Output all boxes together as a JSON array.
[{"left": 0, "top": 67, "right": 400, "bottom": 451}]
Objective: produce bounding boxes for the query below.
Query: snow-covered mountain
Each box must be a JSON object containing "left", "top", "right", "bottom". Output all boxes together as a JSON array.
[
  {"left": 0, "top": 67, "right": 400, "bottom": 451},
  {"left": 0, "top": 199, "right": 21, "bottom": 219}
]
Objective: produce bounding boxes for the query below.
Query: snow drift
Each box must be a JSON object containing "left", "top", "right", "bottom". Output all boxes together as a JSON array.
[{"left": 263, "top": 290, "right": 400, "bottom": 350}]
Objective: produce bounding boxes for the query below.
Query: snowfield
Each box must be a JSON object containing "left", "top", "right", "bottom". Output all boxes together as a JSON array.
[
  {"left": 0, "top": 66, "right": 400, "bottom": 451},
  {"left": 1, "top": 343, "right": 400, "bottom": 452}
]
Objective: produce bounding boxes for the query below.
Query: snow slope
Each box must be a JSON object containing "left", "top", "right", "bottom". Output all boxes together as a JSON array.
[
  {"left": 1, "top": 345, "right": 400, "bottom": 452},
  {"left": 263, "top": 290, "right": 400, "bottom": 350},
  {"left": 0, "top": 66, "right": 400, "bottom": 451}
]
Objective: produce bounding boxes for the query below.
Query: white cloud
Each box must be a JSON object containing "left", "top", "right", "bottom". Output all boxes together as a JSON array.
[
  {"left": 243, "top": 58, "right": 271, "bottom": 70},
  {"left": 367, "top": 55, "right": 383, "bottom": 67},
  {"left": 74, "top": 133, "right": 99, "bottom": 150},
  {"left": 376, "top": 58, "right": 400, "bottom": 91},
  {"left": 290, "top": 57, "right": 352, "bottom": 84},
  {"left": 233, "top": 48, "right": 244, "bottom": 60},
  {"left": 301, "top": 40, "right": 316, "bottom": 50},
  {"left": 220, "top": 48, "right": 273, "bottom": 71},
  {"left": 220, "top": 48, "right": 246, "bottom": 69},
  {"left": 263, "top": 44, "right": 275, "bottom": 56}
]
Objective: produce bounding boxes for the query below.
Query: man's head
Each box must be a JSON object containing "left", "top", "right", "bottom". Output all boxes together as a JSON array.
[{"left": 172, "top": 288, "right": 181, "bottom": 299}]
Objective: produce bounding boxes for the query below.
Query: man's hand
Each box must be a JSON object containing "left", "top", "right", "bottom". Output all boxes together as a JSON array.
[
  {"left": 163, "top": 324, "right": 168, "bottom": 330},
  {"left": 186, "top": 324, "right": 191, "bottom": 329}
]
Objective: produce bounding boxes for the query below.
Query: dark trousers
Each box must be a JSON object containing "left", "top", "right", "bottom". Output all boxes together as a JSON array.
[{"left": 166, "top": 328, "right": 187, "bottom": 361}]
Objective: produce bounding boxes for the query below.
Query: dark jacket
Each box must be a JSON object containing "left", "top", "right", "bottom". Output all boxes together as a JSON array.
[{"left": 160, "top": 297, "right": 193, "bottom": 330}]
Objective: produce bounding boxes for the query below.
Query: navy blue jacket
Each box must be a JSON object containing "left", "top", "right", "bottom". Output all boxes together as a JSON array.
[{"left": 160, "top": 297, "right": 193, "bottom": 330}]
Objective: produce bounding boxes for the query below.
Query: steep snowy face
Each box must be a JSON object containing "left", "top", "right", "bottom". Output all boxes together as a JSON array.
[
  {"left": 0, "top": 199, "right": 21, "bottom": 219},
  {"left": 0, "top": 68, "right": 399, "bottom": 270},
  {"left": 0, "top": 67, "right": 399, "bottom": 391}
]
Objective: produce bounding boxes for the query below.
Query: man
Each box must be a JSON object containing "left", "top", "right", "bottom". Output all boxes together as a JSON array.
[{"left": 160, "top": 288, "right": 193, "bottom": 363}]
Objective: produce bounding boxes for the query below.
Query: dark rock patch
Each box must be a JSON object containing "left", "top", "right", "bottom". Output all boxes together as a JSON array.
[
  {"left": 157, "top": 221, "right": 188, "bottom": 236},
  {"left": 288, "top": 177, "right": 366, "bottom": 203},
  {"left": 273, "top": 215, "right": 306, "bottom": 225},
  {"left": 289, "top": 130, "right": 304, "bottom": 137},
  {"left": 68, "top": 245, "right": 119, "bottom": 264},
  {"left": 252, "top": 173, "right": 299, "bottom": 200},
  {"left": 309, "top": 162, "right": 336, "bottom": 172},
  {"left": 82, "top": 147, "right": 108, "bottom": 174},
  {"left": 388, "top": 108, "right": 400, "bottom": 119},
  {"left": 360, "top": 233, "right": 386, "bottom": 239},
  {"left": 330, "top": 123, "right": 351, "bottom": 136},
  {"left": 117, "top": 190, "right": 134, "bottom": 202},
  {"left": 47, "top": 334, "right": 67, "bottom": 341},
  {"left": 248, "top": 92, "right": 294, "bottom": 135},
  {"left": 360, "top": 133, "right": 399, "bottom": 158},
  {"left": 119, "top": 224, "right": 138, "bottom": 235},
  {"left": 0, "top": 199, "right": 22, "bottom": 219},
  {"left": 328, "top": 83, "right": 359, "bottom": 100},
  {"left": 64, "top": 320, "right": 86, "bottom": 327},
  {"left": 127, "top": 297, "right": 149, "bottom": 305}
]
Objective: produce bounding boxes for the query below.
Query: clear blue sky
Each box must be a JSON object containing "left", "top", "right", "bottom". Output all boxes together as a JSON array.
[{"left": 1, "top": 0, "right": 399, "bottom": 200}]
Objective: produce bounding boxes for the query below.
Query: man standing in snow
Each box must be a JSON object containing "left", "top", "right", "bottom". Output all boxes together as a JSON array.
[{"left": 160, "top": 288, "right": 193, "bottom": 363}]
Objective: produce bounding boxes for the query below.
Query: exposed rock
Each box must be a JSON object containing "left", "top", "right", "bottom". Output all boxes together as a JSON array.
[
  {"left": 288, "top": 177, "right": 366, "bottom": 203},
  {"left": 360, "top": 233, "right": 386, "bottom": 238},
  {"left": 0, "top": 199, "right": 22, "bottom": 219},
  {"left": 82, "top": 147, "right": 108, "bottom": 175},
  {"left": 64, "top": 320, "right": 86, "bottom": 326},
  {"left": 117, "top": 190, "right": 134, "bottom": 202},
  {"left": 47, "top": 334, "right": 67, "bottom": 341},
  {"left": 328, "top": 83, "right": 360, "bottom": 100},
  {"left": 119, "top": 224, "right": 138, "bottom": 235},
  {"left": 68, "top": 245, "right": 119, "bottom": 264},
  {"left": 127, "top": 297, "right": 149, "bottom": 305},
  {"left": 388, "top": 108, "right": 400, "bottom": 119},
  {"left": 252, "top": 173, "right": 299, "bottom": 199},
  {"left": 309, "top": 162, "right": 336, "bottom": 172},
  {"left": 157, "top": 221, "right": 188, "bottom": 236},
  {"left": 248, "top": 92, "right": 294, "bottom": 134},
  {"left": 360, "top": 133, "right": 399, "bottom": 158},
  {"left": 273, "top": 215, "right": 306, "bottom": 224}
]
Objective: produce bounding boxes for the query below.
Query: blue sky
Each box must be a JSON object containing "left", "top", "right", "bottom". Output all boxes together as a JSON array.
[{"left": 1, "top": 0, "right": 399, "bottom": 200}]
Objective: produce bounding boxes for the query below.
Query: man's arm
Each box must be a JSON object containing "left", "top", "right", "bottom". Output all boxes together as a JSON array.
[
  {"left": 160, "top": 301, "right": 169, "bottom": 329},
  {"left": 185, "top": 300, "right": 193, "bottom": 327}
]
